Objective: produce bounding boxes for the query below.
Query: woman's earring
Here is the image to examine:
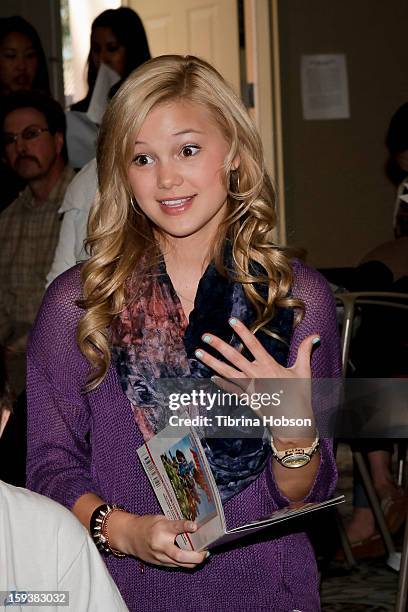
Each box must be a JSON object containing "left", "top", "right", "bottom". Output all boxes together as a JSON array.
[{"left": 130, "top": 196, "right": 140, "bottom": 215}]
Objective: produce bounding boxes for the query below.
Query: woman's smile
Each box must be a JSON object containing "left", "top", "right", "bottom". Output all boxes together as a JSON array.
[{"left": 158, "top": 194, "right": 196, "bottom": 214}]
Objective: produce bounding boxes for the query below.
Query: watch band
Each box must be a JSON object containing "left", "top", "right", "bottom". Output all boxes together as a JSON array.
[{"left": 270, "top": 430, "right": 320, "bottom": 468}]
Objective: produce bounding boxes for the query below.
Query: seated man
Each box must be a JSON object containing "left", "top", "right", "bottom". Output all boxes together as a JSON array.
[
  {"left": 0, "top": 348, "right": 128, "bottom": 611},
  {"left": 0, "top": 91, "right": 75, "bottom": 393}
]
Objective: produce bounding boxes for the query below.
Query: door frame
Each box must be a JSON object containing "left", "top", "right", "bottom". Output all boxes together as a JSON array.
[{"left": 243, "top": 0, "right": 286, "bottom": 244}]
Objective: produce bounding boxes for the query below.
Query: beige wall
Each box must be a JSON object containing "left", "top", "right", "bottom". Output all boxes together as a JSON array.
[{"left": 278, "top": 0, "right": 408, "bottom": 267}]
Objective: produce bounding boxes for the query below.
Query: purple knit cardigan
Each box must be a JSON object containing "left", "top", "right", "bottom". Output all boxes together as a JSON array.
[{"left": 26, "top": 260, "right": 341, "bottom": 612}]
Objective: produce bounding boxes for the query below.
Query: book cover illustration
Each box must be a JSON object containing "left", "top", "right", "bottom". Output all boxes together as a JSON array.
[{"left": 160, "top": 435, "right": 217, "bottom": 526}]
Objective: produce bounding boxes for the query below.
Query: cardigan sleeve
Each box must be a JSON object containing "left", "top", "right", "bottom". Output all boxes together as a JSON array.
[
  {"left": 26, "top": 266, "right": 97, "bottom": 509},
  {"left": 265, "top": 260, "right": 341, "bottom": 506}
]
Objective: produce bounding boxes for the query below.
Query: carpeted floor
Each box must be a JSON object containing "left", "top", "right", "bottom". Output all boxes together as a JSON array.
[
  {"left": 321, "top": 559, "right": 398, "bottom": 611},
  {"left": 319, "top": 444, "right": 402, "bottom": 611}
]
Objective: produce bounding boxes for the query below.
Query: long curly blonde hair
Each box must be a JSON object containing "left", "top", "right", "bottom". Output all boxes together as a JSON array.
[{"left": 78, "top": 55, "right": 303, "bottom": 389}]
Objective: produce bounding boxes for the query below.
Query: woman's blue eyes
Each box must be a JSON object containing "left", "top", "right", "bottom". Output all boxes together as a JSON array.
[{"left": 133, "top": 145, "right": 201, "bottom": 166}]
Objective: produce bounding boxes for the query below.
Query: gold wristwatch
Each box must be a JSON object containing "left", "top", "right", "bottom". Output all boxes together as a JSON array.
[{"left": 270, "top": 431, "right": 320, "bottom": 468}]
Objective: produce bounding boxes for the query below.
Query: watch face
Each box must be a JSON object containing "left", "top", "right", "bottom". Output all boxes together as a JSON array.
[{"left": 281, "top": 453, "right": 311, "bottom": 468}]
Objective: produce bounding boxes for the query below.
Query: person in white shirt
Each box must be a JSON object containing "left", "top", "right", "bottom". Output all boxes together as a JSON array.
[
  {"left": 0, "top": 348, "right": 128, "bottom": 612},
  {"left": 46, "top": 158, "right": 97, "bottom": 286}
]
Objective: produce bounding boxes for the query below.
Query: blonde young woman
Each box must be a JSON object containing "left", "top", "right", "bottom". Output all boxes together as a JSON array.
[{"left": 27, "top": 55, "right": 341, "bottom": 612}]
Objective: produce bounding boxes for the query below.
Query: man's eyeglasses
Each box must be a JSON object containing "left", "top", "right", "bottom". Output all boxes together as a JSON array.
[{"left": 2, "top": 126, "right": 50, "bottom": 146}]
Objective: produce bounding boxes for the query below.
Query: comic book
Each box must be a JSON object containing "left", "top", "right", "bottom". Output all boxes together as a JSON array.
[{"left": 137, "top": 421, "right": 344, "bottom": 551}]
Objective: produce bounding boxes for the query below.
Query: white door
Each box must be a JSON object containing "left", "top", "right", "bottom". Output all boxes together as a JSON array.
[{"left": 128, "top": 0, "right": 240, "bottom": 94}]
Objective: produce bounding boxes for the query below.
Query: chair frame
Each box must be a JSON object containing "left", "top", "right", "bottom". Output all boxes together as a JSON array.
[{"left": 334, "top": 291, "right": 408, "bottom": 612}]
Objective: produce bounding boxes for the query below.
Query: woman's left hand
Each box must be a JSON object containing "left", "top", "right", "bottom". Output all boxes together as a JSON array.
[
  {"left": 195, "top": 317, "right": 319, "bottom": 382},
  {"left": 195, "top": 318, "right": 321, "bottom": 500},
  {"left": 195, "top": 318, "right": 320, "bottom": 437}
]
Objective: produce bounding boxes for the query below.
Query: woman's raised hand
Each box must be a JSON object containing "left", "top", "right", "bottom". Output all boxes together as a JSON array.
[
  {"left": 109, "top": 511, "right": 208, "bottom": 568},
  {"left": 195, "top": 318, "right": 319, "bottom": 436},
  {"left": 195, "top": 317, "right": 319, "bottom": 381}
]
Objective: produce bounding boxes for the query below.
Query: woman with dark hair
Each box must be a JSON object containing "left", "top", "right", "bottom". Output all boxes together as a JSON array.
[
  {"left": 0, "top": 15, "right": 50, "bottom": 95},
  {"left": 0, "top": 16, "right": 51, "bottom": 211},
  {"left": 67, "top": 7, "right": 150, "bottom": 168},
  {"left": 71, "top": 7, "right": 150, "bottom": 113}
]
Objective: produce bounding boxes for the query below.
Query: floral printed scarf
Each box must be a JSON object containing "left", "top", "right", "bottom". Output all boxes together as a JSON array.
[{"left": 111, "top": 255, "right": 293, "bottom": 503}]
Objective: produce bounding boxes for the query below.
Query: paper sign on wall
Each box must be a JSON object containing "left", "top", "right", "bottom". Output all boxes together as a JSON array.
[{"left": 300, "top": 54, "right": 350, "bottom": 120}]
